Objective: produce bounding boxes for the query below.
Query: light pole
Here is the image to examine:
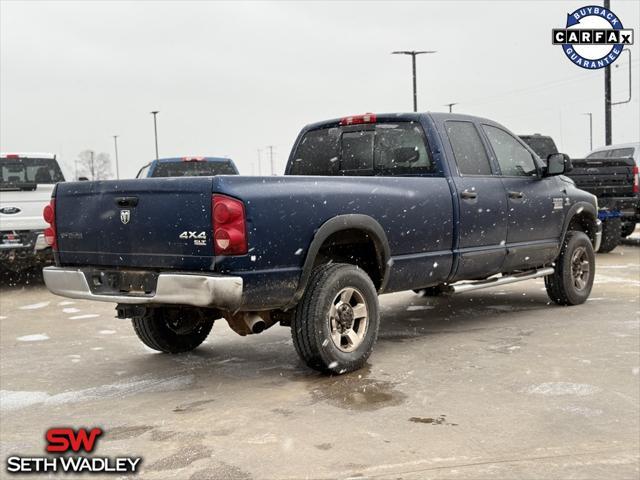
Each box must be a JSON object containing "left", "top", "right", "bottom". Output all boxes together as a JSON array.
[
  {"left": 444, "top": 102, "right": 457, "bottom": 113},
  {"left": 113, "top": 135, "right": 120, "bottom": 179},
  {"left": 257, "top": 148, "right": 262, "bottom": 176},
  {"left": 150, "top": 111, "right": 159, "bottom": 159},
  {"left": 582, "top": 113, "right": 593, "bottom": 152},
  {"left": 391, "top": 50, "right": 437, "bottom": 112},
  {"left": 266, "top": 145, "right": 275, "bottom": 175}
]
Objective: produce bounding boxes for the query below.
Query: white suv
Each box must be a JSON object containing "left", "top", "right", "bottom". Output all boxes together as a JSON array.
[{"left": 0, "top": 153, "right": 65, "bottom": 271}]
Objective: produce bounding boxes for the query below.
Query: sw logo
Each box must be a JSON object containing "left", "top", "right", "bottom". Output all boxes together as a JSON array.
[
  {"left": 46, "top": 427, "right": 103, "bottom": 453},
  {"left": 5, "top": 427, "right": 142, "bottom": 474},
  {"left": 552, "top": 5, "right": 634, "bottom": 69}
]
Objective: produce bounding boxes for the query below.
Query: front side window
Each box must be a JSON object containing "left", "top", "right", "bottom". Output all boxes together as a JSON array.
[
  {"left": 483, "top": 125, "right": 537, "bottom": 176},
  {"left": 289, "top": 122, "right": 434, "bottom": 176},
  {"left": 445, "top": 121, "right": 492, "bottom": 176}
]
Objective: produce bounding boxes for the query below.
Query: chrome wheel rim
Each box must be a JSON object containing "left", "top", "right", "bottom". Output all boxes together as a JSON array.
[
  {"left": 571, "top": 246, "right": 590, "bottom": 291},
  {"left": 328, "top": 287, "right": 368, "bottom": 353}
]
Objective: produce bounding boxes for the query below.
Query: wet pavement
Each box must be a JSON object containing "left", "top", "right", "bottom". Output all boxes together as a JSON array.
[{"left": 1, "top": 244, "right": 639, "bottom": 479}]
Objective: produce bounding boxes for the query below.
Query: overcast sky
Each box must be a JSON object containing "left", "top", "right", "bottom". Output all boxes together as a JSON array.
[{"left": 1, "top": 0, "right": 638, "bottom": 179}]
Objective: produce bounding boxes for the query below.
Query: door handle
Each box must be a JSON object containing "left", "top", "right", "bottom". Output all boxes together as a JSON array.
[
  {"left": 508, "top": 191, "right": 524, "bottom": 199},
  {"left": 460, "top": 190, "right": 477, "bottom": 200},
  {"left": 115, "top": 196, "right": 139, "bottom": 208}
]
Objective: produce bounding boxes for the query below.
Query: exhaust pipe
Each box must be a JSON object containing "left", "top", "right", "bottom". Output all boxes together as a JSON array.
[{"left": 245, "top": 313, "right": 266, "bottom": 334}]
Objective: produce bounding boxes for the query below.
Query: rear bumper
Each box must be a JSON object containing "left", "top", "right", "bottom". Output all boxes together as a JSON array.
[{"left": 43, "top": 267, "right": 243, "bottom": 310}]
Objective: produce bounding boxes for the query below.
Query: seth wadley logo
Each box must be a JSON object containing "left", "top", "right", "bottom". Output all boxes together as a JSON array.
[
  {"left": 5, "top": 427, "right": 142, "bottom": 474},
  {"left": 552, "top": 5, "right": 634, "bottom": 69}
]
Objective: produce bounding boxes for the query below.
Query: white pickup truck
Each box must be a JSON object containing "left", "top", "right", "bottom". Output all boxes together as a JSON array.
[{"left": 0, "top": 153, "right": 66, "bottom": 271}]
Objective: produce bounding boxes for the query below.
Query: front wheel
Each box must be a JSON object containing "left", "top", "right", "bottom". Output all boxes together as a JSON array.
[
  {"left": 545, "top": 231, "right": 595, "bottom": 306},
  {"left": 291, "top": 263, "right": 380, "bottom": 374},
  {"left": 598, "top": 217, "right": 621, "bottom": 253},
  {"left": 621, "top": 221, "right": 636, "bottom": 238},
  {"left": 132, "top": 307, "right": 214, "bottom": 353}
]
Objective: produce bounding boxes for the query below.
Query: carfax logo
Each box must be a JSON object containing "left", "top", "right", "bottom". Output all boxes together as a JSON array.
[
  {"left": 5, "top": 427, "right": 142, "bottom": 474},
  {"left": 552, "top": 5, "right": 634, "bottom": 69}
]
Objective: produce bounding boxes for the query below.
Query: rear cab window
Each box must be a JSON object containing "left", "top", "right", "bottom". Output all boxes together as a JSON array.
[
  {"left": 1, "top": 157, "right": 65, "bottom": 189},
  {"left": 289, "top": 121, "right": 435, "bottom": 176},
  {"left": 151, "top": 160, "right": 237, "bottom": 177}
]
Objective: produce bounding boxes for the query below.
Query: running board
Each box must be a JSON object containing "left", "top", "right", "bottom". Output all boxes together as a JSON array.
[{"left": 448, "top": 267, "right": 555, "bottom": 294}]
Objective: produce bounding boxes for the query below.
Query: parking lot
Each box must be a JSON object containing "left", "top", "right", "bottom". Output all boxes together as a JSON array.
[{"left": 1, "top": 241, "right": 638, "bottom": 479}]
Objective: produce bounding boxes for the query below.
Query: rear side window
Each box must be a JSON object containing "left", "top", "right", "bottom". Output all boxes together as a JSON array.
[
  {"left": 445, "top": 121, "right": 492, "bottom": 175},
  {"left": 483, "top": 125, "right": 537, "bottom": 177},
  {"left": 289, "top": 122, "right": 434, "bottom": 176}
]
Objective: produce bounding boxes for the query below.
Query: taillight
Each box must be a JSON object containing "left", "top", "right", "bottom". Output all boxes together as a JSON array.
[
  {"left": 339, "top": 113, "right": 377, "bottom": 126},
  {"left": 212, "top": 195, "right": 247, "bottom": 255},
  {"left": 42, "top": 199, "right": 57, "bottom": 250},
  {"left": 183, "top": 156, "right": 205, "bottom": 162},
  {"left": 633, "top": 166, "right": 639, "bottom": 194}
]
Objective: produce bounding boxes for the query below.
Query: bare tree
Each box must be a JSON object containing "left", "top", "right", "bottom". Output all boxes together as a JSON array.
[{"left": 77, "top": 150, "right": 113, "bottom": 180}]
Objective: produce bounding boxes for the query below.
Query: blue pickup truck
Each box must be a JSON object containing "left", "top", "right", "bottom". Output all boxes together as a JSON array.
[{"left": 43, "top": 113, "right": 601, "bottom": 374}]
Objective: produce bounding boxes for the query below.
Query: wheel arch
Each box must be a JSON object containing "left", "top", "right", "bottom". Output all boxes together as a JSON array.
[
  {"left": 561, "top": 202, "right": 598, "bottom": 246},
  {"left": 286, "top": 214, "right": 391, "bottom": 309}
]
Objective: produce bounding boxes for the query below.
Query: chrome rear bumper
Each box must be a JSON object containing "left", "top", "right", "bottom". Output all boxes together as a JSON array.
[{"left": 43, "top": 267, "right": 243, "bottom": 310}]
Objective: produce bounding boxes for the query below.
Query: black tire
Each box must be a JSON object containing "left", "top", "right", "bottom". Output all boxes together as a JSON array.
[
  {"left": 413, "top": 285, "right": 446, "bottom": 296},
  {"left": 132, "top": 307, "right": 214, "bottom": 353},
  {"left": 597, "top": 217, "right": 621, "bottom": 253},
  {"left": 621, "top": 221, "right": 636, "bottom": 238},
  {"left": 545, "top": 231, "right": 595, "bottom": 306},
  {"left": 291, "top": 263, "right": 380, "bottom": 374}
]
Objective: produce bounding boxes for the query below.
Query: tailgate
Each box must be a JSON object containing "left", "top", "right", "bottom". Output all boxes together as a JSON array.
[
  {"left": 568, "top": 157, "right": 635, "bottom": 197},
  {"left": 55, "top": 178, "right": 215, "bottom": 270}
]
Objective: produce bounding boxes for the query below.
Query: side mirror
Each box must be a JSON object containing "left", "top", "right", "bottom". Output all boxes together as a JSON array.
[
  {"left": 546, "top": 153, "right": 571, "bottom": 175},
  {"left": 77, "top": 176, "right": 89, "bottom": 181},
  {"left": 393, "top": 146, "right": 420, "bottom": 164}
]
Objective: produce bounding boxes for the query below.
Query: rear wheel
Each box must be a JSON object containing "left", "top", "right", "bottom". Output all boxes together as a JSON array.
[
  {"left": 597, "top": 217, "right": 621, "bottom": 253},
  {"left": 545, "top": 231, "right": 595, "bottom": 306},
  {"left": 621, "top": 221, "right": 636, "bottom": 238},
  {"left": 132, "top": 307, "right": 214, "bottom": 353},
  {"left": 291, "top": 263, "right": 379, "bottom": 374}
]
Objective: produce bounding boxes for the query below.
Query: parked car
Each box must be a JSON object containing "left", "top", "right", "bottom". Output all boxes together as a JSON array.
[
  {"left": 43, "top": 113, "right": 600, "bottom": 374},
  {"left": 585, "top": 143, "right": 639, "bottom": 240},
  {"left": 0, "top": 153, "right": 65, "bottom": 271},
  {"left": 136, "top": 157, "right": 239, "bottom": 178},
  {"left": 519, "top": 135, "right": 639, "bottom": 252}
]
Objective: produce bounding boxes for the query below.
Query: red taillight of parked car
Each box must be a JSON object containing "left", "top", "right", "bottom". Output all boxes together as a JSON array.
[
  {"left": 633, "top": 166, "right": 639, "bottom": 194},
  {"left": 212, "top": 195, "right": 247, "bottom": 255},
  {"left": 42, "top": 199, "right": 57, "bottom": 250}
]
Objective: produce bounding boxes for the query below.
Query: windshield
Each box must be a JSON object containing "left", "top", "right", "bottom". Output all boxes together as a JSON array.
[
  {"left": 151, "top": 161, "right": 237, "bottom": 177},
  {"left": 0, "top": 157, "right": 65, "bottom": 188}
]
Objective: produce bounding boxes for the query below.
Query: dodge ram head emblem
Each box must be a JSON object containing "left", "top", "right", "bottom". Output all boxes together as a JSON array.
[{"left": 120, "top": 210, "right": 131, "bottom": 224}]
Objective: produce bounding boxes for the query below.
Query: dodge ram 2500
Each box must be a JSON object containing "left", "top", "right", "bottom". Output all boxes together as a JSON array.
[{"left": 43, "top": 113, "right": 601, "bottom": 374}]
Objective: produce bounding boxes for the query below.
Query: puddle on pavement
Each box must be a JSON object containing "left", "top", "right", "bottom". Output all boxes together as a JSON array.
[
  {"left": 409, "top": 415, "right": 457, "bottom": 426},
  {"left": 300, "top": 366, "right": 407, "bottom": 411}
]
